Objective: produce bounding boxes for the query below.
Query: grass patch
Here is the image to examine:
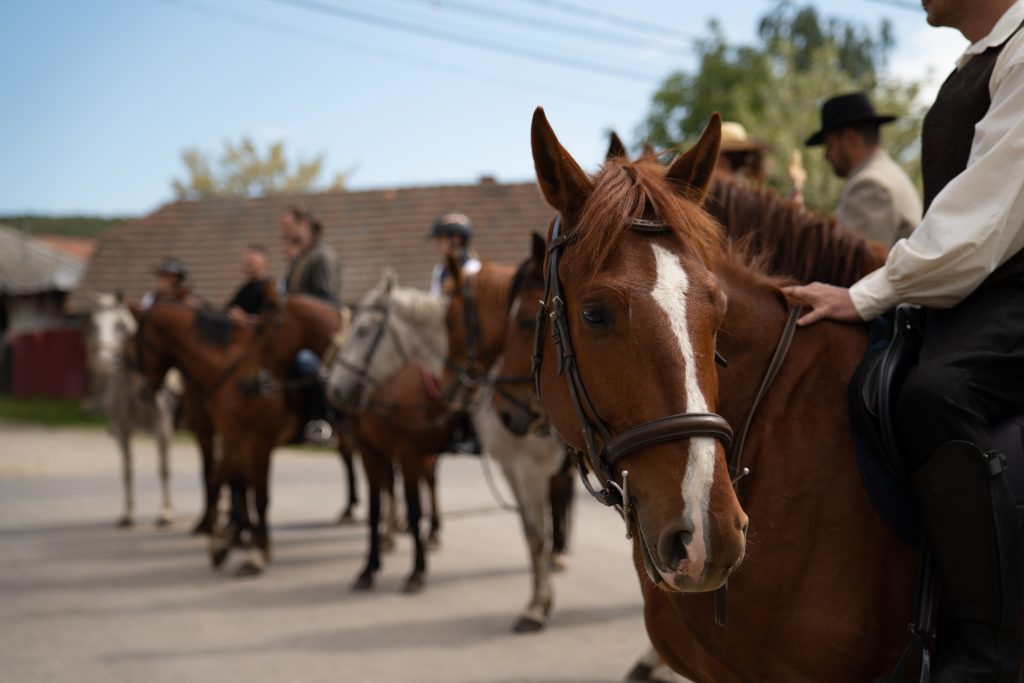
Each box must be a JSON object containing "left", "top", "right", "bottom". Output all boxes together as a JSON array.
[{"left": 0, "top": 397, "right": 107, "bottom": 427}]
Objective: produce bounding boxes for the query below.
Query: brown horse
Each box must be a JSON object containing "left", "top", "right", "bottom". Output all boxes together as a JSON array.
[
  {"left": 133, "top": 293, "right": 344, "bottom": 575},
  {"left": 529, "top": 108, "right": 921, "bottom": 682}
]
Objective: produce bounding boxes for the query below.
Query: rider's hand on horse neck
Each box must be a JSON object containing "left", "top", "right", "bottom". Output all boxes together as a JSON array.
[{"left": 783, "top": 282, "right": 862, "bottom": 326}]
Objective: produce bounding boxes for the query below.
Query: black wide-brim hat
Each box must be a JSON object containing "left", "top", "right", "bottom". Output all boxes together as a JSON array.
[{"left": 805, "top": 92, "right": 897, "bottom": 146}]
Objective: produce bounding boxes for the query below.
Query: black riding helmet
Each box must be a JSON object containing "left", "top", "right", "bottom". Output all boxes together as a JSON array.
[
  {"left": 153, "top": 256, "right": 189, "bottom": 281},
  {"left": 428, "top": 213, "right": 474, "bottom": 243}
]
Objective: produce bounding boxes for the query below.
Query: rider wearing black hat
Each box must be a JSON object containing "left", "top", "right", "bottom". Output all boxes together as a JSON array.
[
  {"left": 141, "top": 257, "right": 192, "bottom": 309},
  {"left": 807, "top": 92, "right": 922, "bottom": 246}
]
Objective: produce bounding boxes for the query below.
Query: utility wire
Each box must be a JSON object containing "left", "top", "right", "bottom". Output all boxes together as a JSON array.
[
  {"left": 146, "top": 0, "right": 641, "bottom": 107},
  {"left": 859, "top": 0, "right": 922, "bottom": 11},
  {"left": 259, "top": 0, "right": 664, "bottom": 83},
  {"left": 372, "top": 0, "right": 694, "bottom": 54},
  {"left": 509, "top": 0, "right": 703, "bottom": 44}
]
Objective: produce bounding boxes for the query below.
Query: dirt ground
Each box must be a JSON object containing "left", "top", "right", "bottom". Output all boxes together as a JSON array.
[{"left": 0, "top": 421, "right": 687, "bottom": 683}]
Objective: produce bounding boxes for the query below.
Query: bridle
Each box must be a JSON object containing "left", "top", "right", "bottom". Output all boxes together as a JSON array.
[
  {"left": 328, "top": 302, "right": 410, "bottom": 397},
  {"left": 531, "top": 213, "right": 799, "bottom": 622}
]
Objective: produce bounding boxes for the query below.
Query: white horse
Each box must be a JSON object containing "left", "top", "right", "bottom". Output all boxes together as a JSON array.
[
  {"left": 86, "top": 293, "right": 181, "bottom": 527},
  {"left": 326, "top": 270, "right": 568, "bottom": 632}
]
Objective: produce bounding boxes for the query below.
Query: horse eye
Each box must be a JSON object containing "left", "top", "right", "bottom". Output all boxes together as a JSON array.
[{"left": 581, "top": 307, "right": 609, "bottom": 327}]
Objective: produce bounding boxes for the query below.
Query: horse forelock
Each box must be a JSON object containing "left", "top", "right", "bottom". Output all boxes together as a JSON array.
[
  {"left": 391, "top": 287, "right": 445, "bottom": 327},
  {"left": 568, "top": 159, "right": 725, "bottom": 277}
]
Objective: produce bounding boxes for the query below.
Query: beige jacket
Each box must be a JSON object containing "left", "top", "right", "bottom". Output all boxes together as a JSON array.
[{"left": 835, "top": 149, "right": 922, "bottom": 246}]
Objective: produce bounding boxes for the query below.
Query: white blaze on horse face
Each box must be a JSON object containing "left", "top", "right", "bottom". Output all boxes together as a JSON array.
[{"left": 650, "top": 243, "right": 715, "bottom": 582}]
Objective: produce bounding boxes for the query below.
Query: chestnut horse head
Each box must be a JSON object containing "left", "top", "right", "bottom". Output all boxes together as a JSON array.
[
  {"left": 531, "top": 107, "right": 746, "bottom": 593},
  {"left": 492, "top": 233, "right": 548, "bottom": 436}
]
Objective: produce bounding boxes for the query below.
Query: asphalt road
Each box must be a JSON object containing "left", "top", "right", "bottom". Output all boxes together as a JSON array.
[{"left": 0, "top": 421, "right": 686, "bottom": 683}]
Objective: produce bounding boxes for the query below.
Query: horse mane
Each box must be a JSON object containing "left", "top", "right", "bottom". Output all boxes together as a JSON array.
[
  {"left": 704, "top": 177, "right": 886, "bottom": 287},
  {"left": 390, "top": 286, "right": 446, "bottom": 326},
  {"left": 193, "top": 308, "right": 236, "bottom": 348}
]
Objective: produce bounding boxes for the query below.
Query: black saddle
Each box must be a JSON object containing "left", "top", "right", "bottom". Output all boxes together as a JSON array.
[{"left": 849, "top": 305, "right": 1024, "bottom": 543}]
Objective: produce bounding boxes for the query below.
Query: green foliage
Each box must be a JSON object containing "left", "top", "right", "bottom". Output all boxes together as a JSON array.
[
  {"left": 0, "top": 215, "right": 129, "bottom": 238},
  {"left": 171, "top": 137, "right": 350, "bottom": 200},
  {"left": 0, "top": 398, "right": 106, "bottom": 427},
  {"left": 637, "top": 1, "right": 923, "bottom": 212}
]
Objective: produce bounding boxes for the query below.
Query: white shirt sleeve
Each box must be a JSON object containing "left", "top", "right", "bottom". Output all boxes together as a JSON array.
[{"left": 850, "top": 60, "right": 1024, "bottom": 320}]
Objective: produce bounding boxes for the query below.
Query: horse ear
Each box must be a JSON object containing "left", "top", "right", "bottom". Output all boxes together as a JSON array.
[
  {"left": 665, "top": 112, "right": 721, "bottom": 202},
  {"left": 605, "top": 131, "right": 627, "bottom": 162},
  {"left": 446, "top": 252, "right": 463, "bottom": 287},
  {"left": 530, "top": 231, "right": 546, "bottom": 269},
  {"left": 531, "top": 107, "right": 593, "bottom": 220},
  {"left": 640, "top": 143, "right": 657, "bottom": 162},
  {"left": 380, "top": 267, "right": 398, "bottom": 294}
]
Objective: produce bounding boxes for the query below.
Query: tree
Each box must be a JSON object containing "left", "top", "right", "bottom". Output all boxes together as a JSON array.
[
  {"left": 171, "top": 136, "right": 350, "bottom": 201},
  {"left": 637, "top": 1, "right": 923, "bottom": 212}
]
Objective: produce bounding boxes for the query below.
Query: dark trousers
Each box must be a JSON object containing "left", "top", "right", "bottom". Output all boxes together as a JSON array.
[{"left": 896, "top": 278, "right": 1024, "bottom": 470}]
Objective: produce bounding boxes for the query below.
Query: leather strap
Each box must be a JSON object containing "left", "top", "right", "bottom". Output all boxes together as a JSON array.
[{"left": 605, "top": 413, "right": 734, "bottom": 467}]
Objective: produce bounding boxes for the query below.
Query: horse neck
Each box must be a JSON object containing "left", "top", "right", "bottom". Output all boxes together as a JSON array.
[
  {"left": 157, "top": 313, "right": 250, "bottom": 392},
  {"left": 392, "top": 288, "right": 447, "bottom": 373},
  {"left": 712, "top": 263, "right": 797, "bottom": 424},
  {"left": 470, "top": 264, "right": 515, "bottom": 366}
]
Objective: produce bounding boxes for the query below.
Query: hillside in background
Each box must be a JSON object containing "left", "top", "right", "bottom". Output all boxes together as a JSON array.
[{"left": 0, "top": 215, "right": 132, "bottom": 237}]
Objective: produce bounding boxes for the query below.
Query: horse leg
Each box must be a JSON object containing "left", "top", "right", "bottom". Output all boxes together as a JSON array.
[
  {"left": 624, "top": 645, "right": 677, "bottom": 682},
  {"left": 424, "top": 455, "right": 441, "bottom": 551},
  {"left": 353, "top": 448, "right": 387, "bottom": 591},
  {"left": 400, "top": 453, "right": 427, "bottom": 594},
  {"left": 154, "top": 412, "right": 174, "bottom": 527},
  {"left": 337, "top": 439, "right": 359, "bottom": 524},
  {"left": 228, "top": 475, "right": 250, "bottom": 546},
  {"left": 116, "top": 429, "right": 134, "bottom": 528},
  {"left": 191, "top": 421, "right": 216, "bottom": 535},
  {"left": 549, "top": 463, "right": 574, "bottom": 571},
  {"left": 207, "top": 447, "right": 234, "bottom": 570},
  {"left": 509, "top": 463, "right": 554, "bottom": 633},
  {"left": 236, "top": 443, "right": 271, "bottom": 578},
  {"left": 381, "top": 464, "right": 397, "bottom": 553}
]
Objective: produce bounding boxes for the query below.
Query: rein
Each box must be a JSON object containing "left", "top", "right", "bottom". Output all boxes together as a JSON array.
[{"left": 532, "top": 213, "right": 799, "bottom": 625}]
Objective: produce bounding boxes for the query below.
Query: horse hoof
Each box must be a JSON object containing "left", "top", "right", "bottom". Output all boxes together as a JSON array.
[
  {"left": 337, "top": 510, "right": 357, "bottom": 525},
  {"left": 351, "top": 574, "right": 375, "bottom": 592},
  {"left": 116, "top": 515, "right": 133, "bottom": 528},
  {"left": 210, "top": 547, "right": 230, "bottom": 569},
  {"left": 427, "top": 534, "right": 441, "bottom": 552},
  {"left": 235, "top": 559, "right": 264, "bottom": 578},
  {"left": 231, "top": 531, "right": 250, "bottom": 549},
  {"left": 624, "top": 663, "right": 655, "bottom": 682},
  {"left": 550, "top": 553, "right": 569, "bottom": 572},
  {"left": 512, "top": 616, "right": 545, "bottom": 634},
  {"left": 155, "top": 515, "right": 173, "bottom": 528},
  {"left": 401, "top": 575, "right": 425, "bottom": 594},
  {"left": 191, "top": 518, "right": 213, "bottom": 535}
]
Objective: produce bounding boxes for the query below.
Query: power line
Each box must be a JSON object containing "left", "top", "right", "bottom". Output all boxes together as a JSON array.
[
  {"left": 859, "top": 0, "right": 922, "bottom": 11},
  {"left": 509, "top": 0, "right": 703, "bottom": 44},
  {"left": 145, "top": 0, "right": 640, "bottom": 107},
  {"left": 259, "top": 0, "right": 664, "bottom": 83},
  {"left": 373, "top": 0, "right": 694, "bottom": 54}
]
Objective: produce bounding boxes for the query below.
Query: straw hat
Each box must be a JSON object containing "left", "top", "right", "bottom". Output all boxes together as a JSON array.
[{"left": 719, "top": 122, "right": 771, "bottom": 153}]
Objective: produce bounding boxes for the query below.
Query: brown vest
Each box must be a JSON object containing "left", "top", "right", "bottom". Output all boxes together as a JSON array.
[{"left": 921, "top": 20, "right": 1024, "bottom": 284}]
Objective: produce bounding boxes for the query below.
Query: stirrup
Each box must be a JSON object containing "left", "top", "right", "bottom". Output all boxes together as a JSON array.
[{"left": 303, "top": 419, "right": 333, "bottom": 444}]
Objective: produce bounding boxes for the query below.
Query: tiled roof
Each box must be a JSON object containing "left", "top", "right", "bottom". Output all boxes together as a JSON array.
[
  {"left": 67, "top": 182, "right": 555, "bottom": 313},
  {"left": 34, "top": 235, "right": 97, "bottom": 263},
  {"left": 0, "top": 225, "right": 86, "bottom": 295}
]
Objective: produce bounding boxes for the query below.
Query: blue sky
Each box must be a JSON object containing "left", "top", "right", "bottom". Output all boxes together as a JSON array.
[{"left": 0, "top": 0, "right": 966, "bottom": 216}]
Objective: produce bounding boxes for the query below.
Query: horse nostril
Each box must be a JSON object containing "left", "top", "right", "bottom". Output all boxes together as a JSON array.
[
  {"left": 657, "top": 525, "right": 693, "bottom": 571},
  {"left": 499, "top": 411, "right": 514, "bottom": 430}
]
